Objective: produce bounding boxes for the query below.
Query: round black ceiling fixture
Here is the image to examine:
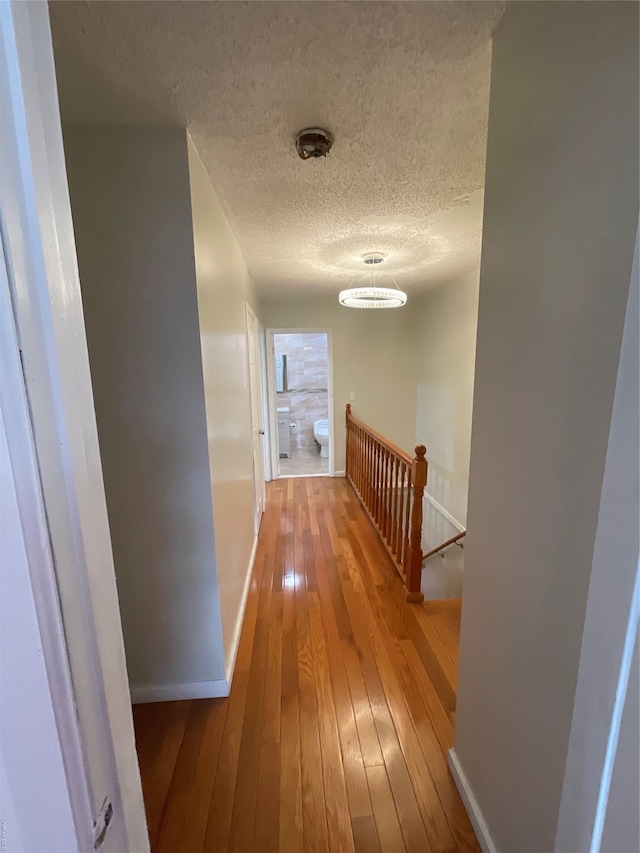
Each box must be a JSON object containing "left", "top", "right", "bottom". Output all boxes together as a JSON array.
[{"left": 295, "top": 127, "right": 333, "bottom": 160}]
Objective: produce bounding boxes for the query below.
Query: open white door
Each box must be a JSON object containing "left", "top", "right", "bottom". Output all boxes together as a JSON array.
[
  {"left": 246, "top": 303, "right": 266, "bottom": 529},
  {"left": 1, "top": 3, "right": 149, "bottom": 850}
]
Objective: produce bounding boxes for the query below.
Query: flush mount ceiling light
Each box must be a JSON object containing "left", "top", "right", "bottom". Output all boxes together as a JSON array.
[
  {"left": 339, "top": 254, "right": 408, "bottom": 309},
  {"left": 295, "top": 127, "right": 334, "bottom": 160}
]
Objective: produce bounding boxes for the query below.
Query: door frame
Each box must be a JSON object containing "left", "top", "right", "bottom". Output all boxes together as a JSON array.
[
  {"left": 1, "top": 3, "right": 149, "bottom": 850},
  {"left": 266, "top": 328, "right": 335, "bottom": 479},
  {"left": 245, "top": 302, "right": 267, "bottom": 531}
]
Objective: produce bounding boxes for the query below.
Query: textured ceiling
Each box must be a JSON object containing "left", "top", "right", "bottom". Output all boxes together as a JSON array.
[{"left": 51, "top": 1, "right": 504, "bottom": 298}]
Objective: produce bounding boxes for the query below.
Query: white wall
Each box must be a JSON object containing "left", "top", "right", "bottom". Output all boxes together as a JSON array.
[
  {"left": 1, "top": 397, "right": 77, "bottom": 853},
  {"left": 601, "top": 636, "right": 639, "bottom": 853},
  {"left": 261, "top": 295, "right": 419, "bottom": 472},
  {"left": 555, "top": 230, "right": 639, "bottom": 853},
  {"left": 414, "top": 270, "right": 479, "bottom": 598},
  {"left": 453, "top": 3, "right": 639, "bottom": 852},
  {"left": 415, "top": 269, "right": 479, "bottom": 526},
  {"left": 187, "top": 138, "right": 260, "bottom": 681},
  {"left": 3, "top": 6, "right": 149, "bottom": 847},
  {"left": 64, "top": 126, "right": 227, "bottom": 696}
]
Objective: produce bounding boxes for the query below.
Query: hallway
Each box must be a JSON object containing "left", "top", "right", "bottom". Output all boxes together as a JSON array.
[{"left": 133, "top": 478, "right": 477, "bottom": 852}]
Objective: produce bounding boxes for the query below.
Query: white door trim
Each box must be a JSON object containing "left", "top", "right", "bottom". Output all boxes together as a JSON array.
[
  {"left": 258, "top": 322, "right": 273, "bottom": 481},
  {"left": 1, "top": 216, "right": 87, "bottom": 853},
  {"left": 266, "top": 328, "right": 335, "bottom": 479},
  {"left": 0, "top": 3, "right": 149, "bottom": 850},
  {"left": 245, "top": 302, "right": 266, "bottom": 530}
]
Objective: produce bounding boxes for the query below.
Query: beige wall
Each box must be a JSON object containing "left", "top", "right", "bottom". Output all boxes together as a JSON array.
[
  {"left": 415, "top": 269, "right": 479, "bottom": 525},
  {"left": 187, "top": 137, "right": 260, "bottom": 678},
  {"left": 556, "top": 233, "right": 639, "bottom": 853},
  {"left": 261, "top": 295, "right": 419, "bottom": 472},
  {"left": 64, "top": 126, "right": 261, "bottom": 697},
  {"left": 454, "top": 3, "right": 639, "bottom": 851},
  {"left": 414, "top": 269, "right": 480, "bottom": 597}
]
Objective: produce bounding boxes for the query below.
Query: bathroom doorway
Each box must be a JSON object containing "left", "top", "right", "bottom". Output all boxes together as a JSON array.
[{"left": 267, "top": 329, "right": 334, "bottom": 478}]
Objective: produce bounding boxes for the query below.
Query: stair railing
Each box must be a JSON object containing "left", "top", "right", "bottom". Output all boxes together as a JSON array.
[{"left": 345, "top": 404, "right": 426, "bottom": 602}]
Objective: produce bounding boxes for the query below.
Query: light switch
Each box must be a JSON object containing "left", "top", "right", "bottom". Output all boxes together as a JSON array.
[{"left": 349, "top": 391, "right": 357, "bottom": 401}]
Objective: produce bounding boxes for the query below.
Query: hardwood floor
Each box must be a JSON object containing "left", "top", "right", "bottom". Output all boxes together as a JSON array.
[{"left": 132, "top": 477, "right": 477, "bottom": 852}]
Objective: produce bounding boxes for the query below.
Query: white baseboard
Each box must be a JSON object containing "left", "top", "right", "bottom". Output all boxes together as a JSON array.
[
  {"left": 424, "top": 492, "right": 465, "bottom": 533},
  {"left": 224, "top": 533, "right": 258, "bottom": 687},
  {"left": 448, "top": 748, "right": 498, "bottom": 853},
  {"left": 131, "top": 534, "right": 259, "bottom": 704},
  {"left": 334, "top": 470, "right": 346, "bottom": 477},
  {"left": 131, "top": 678, "right": 229, "bottom": 704}
]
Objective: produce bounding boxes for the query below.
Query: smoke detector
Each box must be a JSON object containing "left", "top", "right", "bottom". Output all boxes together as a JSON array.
[
  {"left": 362, "top": 252, "right": 385, "bottom": 265},
  {"left": 295, "top": 127, "right": 334, "bottom": 160}
]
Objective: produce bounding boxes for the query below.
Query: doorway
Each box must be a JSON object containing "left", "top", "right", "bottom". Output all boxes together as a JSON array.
[
  {"left": 246, "top": 304, "right": 266, "bottom": 531},
  {"left": 267, "top": 329, "right": 334, "bottom": 478}
]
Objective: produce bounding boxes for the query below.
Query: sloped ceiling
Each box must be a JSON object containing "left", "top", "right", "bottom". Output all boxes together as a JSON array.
[{"left": 51, "top": 1, "right": 504, "bottom": 297}]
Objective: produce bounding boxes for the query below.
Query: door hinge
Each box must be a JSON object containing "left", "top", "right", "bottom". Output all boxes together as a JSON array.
[{"left": 93, "top": 798, "right": 113, "bottom": 849}]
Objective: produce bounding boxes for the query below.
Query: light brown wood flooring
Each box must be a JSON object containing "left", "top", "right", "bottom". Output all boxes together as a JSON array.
[{"left": 132, "top": 477, "right": 476, "bottom": 852}]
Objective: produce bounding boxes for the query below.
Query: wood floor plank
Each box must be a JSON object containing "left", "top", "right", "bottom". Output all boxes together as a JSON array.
[
  {"left": 343, "top": 546, "right": 457, "bottom": 851},
  {"left": 176, "top": 699, "right": 228, "bottom": 853},
  {"left": 132, "top": 477, "right": 478, "bottom": 853},
  {"left": 307, "top": 589, "right": 356, "bottom": 852},
  {"left": 342, "top": 535, "right": 452, "bottom": 786},
  {"left": 142, "top": 700, "right": 192, "bottom": 848},
  {"left": 296, "top": 503, "right": 330, "bottom": 853},
  {"left": 202, "top": 537, "right": 268, "bottom": 853},
  {"left": 254, "top": 741, "right": 281, "bottom": 851},
  {"left": 366, "top": 765, "right": 407, "bottom": 853},
  {"left": 338, "top": 585, "right": 431, "bottom": 851},
  {"left": 341, "top": 634, "right": 386, "bottom": 769},
  {"left": 154, "top": 699, "right": 210, "bottom": 852},
  {"left": 351, "top": 815, "right": 382, "bottom": 853},
  {"left": 279, "top": 690, "right": 304, "bottom": 852}
]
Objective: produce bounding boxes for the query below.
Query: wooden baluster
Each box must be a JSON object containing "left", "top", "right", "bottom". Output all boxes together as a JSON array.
[
  {"left": 393, "top": 456, "right": 400, "bottom": 548},
  {"left": 372, "top": 438, "right": 376, "bottom": 514},
  {"left": 353, "top": 422, "right": 358, "bottom": 491},
  {"left": 403, "top": 468, "right": 412, "bottom": 572},
  {"left": 395, "top": 462, "right": 404, "bottom": 558},
  {"left": 387, "top": 455, "right": 396, "bottom": 546},
  {"left": 385, "top": 452, "right": 392, "bottom": 544},
  {"left": 384, "top": 453, "right": 391, "bottom": 544},
  {"left": 367, "top": 434, "right": 372, "bottom": 510},
  {"left": 360, "top": 428, "right": 365, "bottom": 497},
  {"left": 406, "top": 445, "right": 427, "bottom": 602},
  {"left": 371, "top": 437, "right": 376, "bottom": 514},
  {"left": 380, "top": 448, "right": 387, "bottom": 536},
  {"left": 345, "top": 404, "right": 351, "bottom": 481},
  {"left": 359, "top": 426, "right": 364, "bottom": 498},
  {"left": 369, "top": 436, "right": 375, "bottom": 513},
  {"left": 358, "top": 426, "right": 363, "bottom": 495},
  {"left": 385, "top": 450, "right": 392, "bottom": 540},
  {"left": 400, "top": 461, "right": 407, "bottom": 558},
  {"left": 353, "top": 421, "right": 357, "bottom": 488},
  {"left": 378, "top": 443, "right": 384, "bottom": 529},
  {"left": 363, "top": 430, "right": 367, "bottom": 499},
  {"left": 374, "top": 441, "right": 381, "bottom": 526},
  {"left": 391, "top": 456, "right": 400, "bottom": 555}
]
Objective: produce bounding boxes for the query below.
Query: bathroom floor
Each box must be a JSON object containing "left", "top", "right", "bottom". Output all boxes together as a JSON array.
[{"left": 279, "top": 444, "right": 329, "bottom": 477}]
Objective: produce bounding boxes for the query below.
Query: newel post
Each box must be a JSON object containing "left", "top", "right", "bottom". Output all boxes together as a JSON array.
[
  {"left": 406, "top": 444, "right": 427, "bottom": 602},
  {"left": 345, "top": 403, "right": 352, "bottom": 479}
]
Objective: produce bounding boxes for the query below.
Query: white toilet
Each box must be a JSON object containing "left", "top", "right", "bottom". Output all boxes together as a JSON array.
[{"left": 313, "top": 418, "right": 330, "bottom": 458}]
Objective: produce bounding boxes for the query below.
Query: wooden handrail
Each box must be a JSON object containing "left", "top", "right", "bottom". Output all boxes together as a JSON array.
[
  {"left": 346, "top": 410, "right": 413, "bottom": 467},
  {"left": 345, "top": 404, "right": 427, "bottom": 602},
  {"left": 422, "top": 530, "right": 466, "bottom": 562}
]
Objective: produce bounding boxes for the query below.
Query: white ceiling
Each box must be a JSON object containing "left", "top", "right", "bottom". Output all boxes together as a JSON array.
[{"left": 51, "top": 1, "right": 504, "bottom": 298}]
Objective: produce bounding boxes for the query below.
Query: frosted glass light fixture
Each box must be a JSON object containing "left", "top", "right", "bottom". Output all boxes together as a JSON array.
[{"left": 339, "top": 253, "right": 408, "bottom": 309}]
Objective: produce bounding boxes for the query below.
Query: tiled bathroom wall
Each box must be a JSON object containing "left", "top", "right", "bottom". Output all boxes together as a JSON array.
[{"left": 274, "top": 332, "right": 328, "bottom": 454}]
